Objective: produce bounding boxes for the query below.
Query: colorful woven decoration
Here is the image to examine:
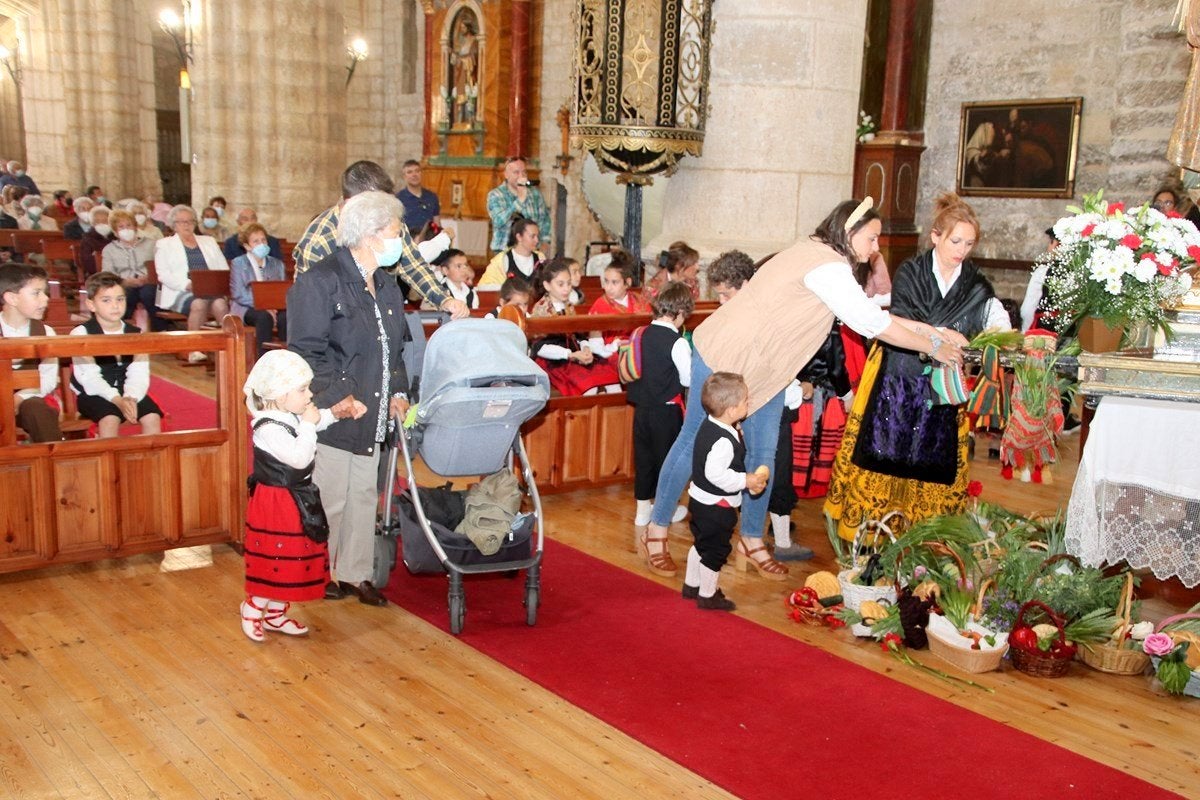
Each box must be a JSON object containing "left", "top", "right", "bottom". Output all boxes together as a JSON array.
[
  {"left": 999, "top": 329, "right": 1065, "bottom": 483},
  {"left": 967, "top": 344, "right": 1009, "bottom": 429}
]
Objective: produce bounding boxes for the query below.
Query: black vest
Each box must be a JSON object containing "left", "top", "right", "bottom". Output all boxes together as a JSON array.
[
  {"left": 69, "top": 317, "right": 139, "bottom": 394},
  {"left": 626, "top": 323, "right": 684, "bottom": 406},
  {"left": 249, "top": 418, "right": 329, "bottom": 542},
  {"left": 691, "top": 418, "right": 745, "bottom": 499}
]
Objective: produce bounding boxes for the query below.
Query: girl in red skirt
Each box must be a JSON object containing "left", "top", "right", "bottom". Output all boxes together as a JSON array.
[
  {"left": 240, "top": 350, "right": 339, "bottom": 643},
  {"left": 530, "top": 257, "right": 619, "bottom": 396}
]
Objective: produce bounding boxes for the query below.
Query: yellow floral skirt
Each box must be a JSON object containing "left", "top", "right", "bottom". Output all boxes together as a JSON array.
[{"left": 823, "top": 345, "right": 969, "bottom": 541}]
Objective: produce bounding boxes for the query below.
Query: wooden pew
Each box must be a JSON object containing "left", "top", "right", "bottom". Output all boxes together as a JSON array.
[
  {"left": 0, "top": 319, "right": 251, "bottom": 573},
  {"left": 249, "top": 280, "right": 291, "bottom": 350},
  {"left": 189, "top": 269, "right": 231, "bottom": 299},
  {"left": 40, "top": 238, "right": 82, "bottom": 290}
]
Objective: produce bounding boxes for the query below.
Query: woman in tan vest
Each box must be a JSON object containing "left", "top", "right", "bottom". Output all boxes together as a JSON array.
[{"left": 637, "top": 199, "right": 965, "bottom": 581}]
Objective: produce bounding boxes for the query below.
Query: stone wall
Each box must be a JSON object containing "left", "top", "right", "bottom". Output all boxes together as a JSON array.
[
  {"left": 0, "top": 16, "right": 25, "bottom": 165},
  {"left": 918, "top": 0, "right": 1190, "bottom": 267},
  {"left": 647, "top": 0, "right": 869, "bottom": 261}
]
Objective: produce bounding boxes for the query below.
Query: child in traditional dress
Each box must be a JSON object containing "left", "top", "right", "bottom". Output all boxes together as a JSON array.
[
  {"left": 424, "top": 248, "right": 478, "bottom": 310},
  {"left": 484, "top": 275, "right": 532, "bottom": 320},
  {"left": 567, "top": 257, "right": 585, "bottom": 306},
  {"left": 529, "top": 257, "right": 618, "bottom": 395},
  {"left": 628, "top": 282, "right": 694, "bottom": 554},
  {"left": 240, "top": 349, "right": 339, "bottom": 643},
  {"left": 682, "top": 372, "right": 768, "bottom": 610}
]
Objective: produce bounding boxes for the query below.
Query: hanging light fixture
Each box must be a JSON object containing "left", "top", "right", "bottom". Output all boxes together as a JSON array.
[{"left": 570, "top": 0, "right": 714, "bottom": 268}]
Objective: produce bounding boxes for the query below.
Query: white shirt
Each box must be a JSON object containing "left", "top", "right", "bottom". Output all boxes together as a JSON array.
[
  {"left": 1, "top": 317, "right": 57, "bottom": 400},
  {"left": 688, "top": 417, "right": 748, "bottom": 507},
  {"left": 441, "top": 277, "right": 479, "bottom": 309},
  {"left": 69, "top": 323, "right": 150, "bottom": 402},
  {"left": 1020, "top": 263, "right": 1050, "bottom": 331},
  {"left": 802, "top": 262, "right": 893, "bottom": 339},
  {"left": 536, "top": 299, "right": 580, "bottom": 360},
  {"left": 416, "top": 231, "right": 452, "bottom": 265},
  {"left": 251, "top": 408, "right": 336, "bottom": 469},
  {"left": 930, "top": 252, "right": 1013, "bottom": 331}
]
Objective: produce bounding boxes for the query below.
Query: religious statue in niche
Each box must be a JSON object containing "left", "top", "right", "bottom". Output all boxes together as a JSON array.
[{"left": 448, "top": 9, "right": 480, "bottom": 127}]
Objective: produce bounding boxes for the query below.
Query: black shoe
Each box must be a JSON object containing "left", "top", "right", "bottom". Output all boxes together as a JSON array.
[
  {"left": 1061, "top": 416, "right": 1081, "bottom": 436},
  {"left": 696, "top": 589, "right": 736, "bottom": 611},
  {"left": 324, "top": 581, "right": 346, "bottom": 600},
  {"left": 682, "top": 584, "right": 699, "bottom": 600},
  {"left": 341, "top": 580, "right": 388, "bottom": 607}
]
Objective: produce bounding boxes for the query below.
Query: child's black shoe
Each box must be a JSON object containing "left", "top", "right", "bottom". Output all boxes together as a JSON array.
[
  {"left": 681, "top": 584, "right": 699, "bottom": 600},
  {"left": 696, "top": 589, "right": 736, "bottom": 611}
]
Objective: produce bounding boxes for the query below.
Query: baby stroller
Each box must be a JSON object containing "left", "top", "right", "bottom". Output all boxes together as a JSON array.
[{"left": 376, "top": 317, "right": 550, "bottom": 634}]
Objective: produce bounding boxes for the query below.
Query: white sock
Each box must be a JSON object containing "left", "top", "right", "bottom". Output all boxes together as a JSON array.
[
  {"left": 771, "top": 513, "right": 792, "bottom": 548},
  {"left": 635, "top": 499, "right": 652, "bottom": 526},
  {"left": 685, "top": 546, "right": 701, "bottom": 588},
  {"left": 672, "top": 504, "right": 688, "bottom": 523},
  {"left": 698, "top": 564, "right": 720, "bottom": 599},
  {"left": 583, "top": 387, "right": 599, "bottom": 396},
  {"left": 604, "top": 383, "right": 621, "bottom": 393},
  {"left": 246, "top": 596, "right": 270, "bottom": 616}
]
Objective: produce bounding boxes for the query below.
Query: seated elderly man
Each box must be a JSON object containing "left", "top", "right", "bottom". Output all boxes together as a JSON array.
[
  {"left": 16, "top": 196, "right": 58, "bottom": 231},
  {"left": 64, "top": 197, "right": 95, "bottom": 240},
  {"left": 222, "top": 208, "right": 283, "bottom": 260},
  {"left": 0, "top": 161, "right": 41, "bottom": 196}
]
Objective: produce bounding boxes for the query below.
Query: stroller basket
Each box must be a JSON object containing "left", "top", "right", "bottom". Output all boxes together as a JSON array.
[{"left": 395, "top": 491, "right": 536, "bottom": 574}]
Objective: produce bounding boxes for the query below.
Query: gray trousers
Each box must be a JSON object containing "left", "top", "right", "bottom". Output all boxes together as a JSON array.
[{"left": 313, "top": 443, "right": 380, "bottom": 586}]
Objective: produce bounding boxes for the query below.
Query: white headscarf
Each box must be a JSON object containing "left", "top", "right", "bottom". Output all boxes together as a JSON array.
[{"left": 243, "top": 350, "right": 314, "bottom": 413}]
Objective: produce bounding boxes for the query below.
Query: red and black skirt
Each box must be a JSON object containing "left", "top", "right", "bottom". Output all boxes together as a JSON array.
[{"left": 244, "top": 485, "right": 329, "bottom": 601}]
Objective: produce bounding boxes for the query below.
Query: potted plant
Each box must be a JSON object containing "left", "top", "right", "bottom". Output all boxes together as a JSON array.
[{"left": 1041, "top": 191, "right": 1198, "bottom": 351}]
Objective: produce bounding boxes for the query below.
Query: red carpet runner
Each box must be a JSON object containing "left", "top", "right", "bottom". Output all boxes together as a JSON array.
[{"left": 383, "top": 539, "right": 1183, "bottom": 800}]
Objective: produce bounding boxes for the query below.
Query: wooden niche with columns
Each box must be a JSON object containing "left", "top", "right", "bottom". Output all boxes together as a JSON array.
[{"left": 420, "top": 0, "right": 544, "bottom": 222}]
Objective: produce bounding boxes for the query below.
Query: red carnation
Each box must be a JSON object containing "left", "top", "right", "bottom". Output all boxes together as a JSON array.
[
  {"left": 881, "top": 632, "right": 903, "bottom": 652},
  {"left": 967, "top": 480, "right": 984, "bottom": 498},
  {"left": 1081, "top": 223, "right": 1096, "bottom": 237},
  {"left": 1188, "top": 245, "right": 1200, "bottom": 261},
  {"left": 1120, "top": 233, "right": 1142, "bottom": 249},
  {"left": 1168, "top": 210, "right": 1183, "bottom": 219},
  {"left": 1158, "top": 261, "right": 1175, "bottom": 276},
  {"left": 1107, "top": 202, "right": 1125, "bottom": 215}
]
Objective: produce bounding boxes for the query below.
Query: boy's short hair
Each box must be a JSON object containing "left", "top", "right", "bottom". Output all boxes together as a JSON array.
[
  {"left": 432, "top": 247, "right": 466, "bottom": 267},
  {"left": 651, "top": 281, "right": 694, "bottom": 319},
  {"left": 708, "top": 250, "right": 756, "bottom": 290},
  {"left": 701, "top": 372, "right": 748, "bottom": 418},
  {"left": 84, "top": 271, "right": 124, "bottom": 298},
  {"left": 500, "top": 275, "right": 532, "bottom": 301},
  {"left": 0, "top": 262, "right": 48, "bottom": 304}
]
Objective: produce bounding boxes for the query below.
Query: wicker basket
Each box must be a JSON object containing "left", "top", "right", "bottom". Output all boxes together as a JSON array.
[
  {"left": 927, "top": 578, "right": 1009, "bottom": 673},
  {"left": 1009, "top": 600, "right": 1074, "bottom": 678},
  {"left": 1077, "top": 573, "right": 1151, "bottom": 676},
  {"left": 838, "top": 512, "right": 902, "bottom": 624}
]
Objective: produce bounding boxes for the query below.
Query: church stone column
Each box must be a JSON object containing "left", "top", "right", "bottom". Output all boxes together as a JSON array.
[
  {"left": 189, "top": 0, "right": 346, "bottom": 239},
  {"left": 21, "top": 0, "right": 158, "bottom": 198},
  {"left": 648, "top": 0, "right": 869, "bottom": 259}
]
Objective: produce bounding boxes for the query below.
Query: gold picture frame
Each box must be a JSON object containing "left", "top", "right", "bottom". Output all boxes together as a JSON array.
[{"left": 956, "top": 97, "right": 1083, "bottom": 199}]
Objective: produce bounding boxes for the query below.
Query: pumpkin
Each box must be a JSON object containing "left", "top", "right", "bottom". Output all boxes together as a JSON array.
[{"left": 804, "top": 571, "right": 841, "bottom": 599}]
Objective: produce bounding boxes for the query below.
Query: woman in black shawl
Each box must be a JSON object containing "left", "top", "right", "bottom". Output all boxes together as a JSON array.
[{"left": 825, "top": 193, "right": 1012, "bottom": 541}]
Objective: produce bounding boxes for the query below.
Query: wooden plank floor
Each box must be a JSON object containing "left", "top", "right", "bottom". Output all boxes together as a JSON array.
[{"left": 1, "top": 359, "right": 1197, "bottom": 799}]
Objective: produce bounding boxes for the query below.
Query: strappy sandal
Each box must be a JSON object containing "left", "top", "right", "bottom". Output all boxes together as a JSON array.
[
  {"left": 240, "top": 598, "right": 266, "bottom": 642},
  {"left": 734, "top": 538, "right": 789, "bottom": 581},
  {"left": 262, "top": 601, "right": 309, "bottom": 636},
  {"left": 636, "top": 531, "right": 678, "bottom": 577}
]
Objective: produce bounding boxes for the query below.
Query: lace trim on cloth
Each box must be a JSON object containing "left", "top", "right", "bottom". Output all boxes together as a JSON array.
[{"left": 1067, "top": 458, "right": 1200, "bottom": 588}]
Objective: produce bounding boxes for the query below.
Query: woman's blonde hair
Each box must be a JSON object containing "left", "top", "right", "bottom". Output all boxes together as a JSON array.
[{"left": 929, "top": 192, "right": 980, "bottom": 241}]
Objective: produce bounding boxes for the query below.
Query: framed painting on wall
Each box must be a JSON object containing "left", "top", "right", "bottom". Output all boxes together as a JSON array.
[{"left": 956, "top": 97, "right": 1083, "bottom": 199}]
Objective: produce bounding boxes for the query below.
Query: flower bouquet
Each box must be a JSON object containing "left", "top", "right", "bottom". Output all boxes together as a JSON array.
[
  {"left": 856, "top": 110, "right": 876, "bottom": 143},
  {"left": 1041, "top": 191, "right": 1197, "bottom": 347},
  {"left": 1145, "top": 608, "right": 1200, "bottom": 697}
]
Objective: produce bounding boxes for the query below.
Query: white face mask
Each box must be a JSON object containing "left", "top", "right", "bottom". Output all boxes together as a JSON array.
[
  {"left": 135, "top": 214, "right": 147, "bottom": 226},
  {"left": 117, "top": 228, "right": 137, "bottom": 242},
  {"left": 78, "top": 210, "right": 92, "bottom": 225},
  {"left": 93, "top": 223, "right": 112, "bottom": 237}
]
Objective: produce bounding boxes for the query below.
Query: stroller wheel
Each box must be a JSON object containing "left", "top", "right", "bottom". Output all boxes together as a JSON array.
[
  {"left": 525, "top": 586, "right": 539, "bottom": 626},
  {"left": 449, "top": 593, "right": 466, "bottom": 635}
]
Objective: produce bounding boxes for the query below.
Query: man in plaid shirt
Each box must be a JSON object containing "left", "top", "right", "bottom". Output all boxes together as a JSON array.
[
  {"left": 486, "top": 156, "right": 552, "bottom": 253},
  {"left": 294, "top": 161, "right": 468, "bottom": 318}
]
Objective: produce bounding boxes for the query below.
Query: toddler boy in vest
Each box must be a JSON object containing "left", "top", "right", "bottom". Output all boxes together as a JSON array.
[
  {"left": 70, "top": 271, "right": 163, "bottom": 437},
  {"left": 628, "top": 282, "right": 695, "bottom": 544},
  {"left": 0, "top": 262, "right": 61, "bottom": 441},
  {"left": 682, "top": 371, "right": 768, "bottom": 611},
  {"left": 485, "top": 275, "right": 532, "bottom": 320}
]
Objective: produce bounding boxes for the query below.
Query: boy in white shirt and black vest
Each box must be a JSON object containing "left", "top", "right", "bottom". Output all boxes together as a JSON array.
[
  {"left": 70, "top": 271, "right": 163, "bottom": 437},
  {"left": 682, "top": 372, "right": 768, "bottom": 610}
]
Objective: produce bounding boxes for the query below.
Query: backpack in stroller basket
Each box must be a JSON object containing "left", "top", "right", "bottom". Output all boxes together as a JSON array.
[
  {"left": 414, "top": 318, "right": 550, "bottom": 476},
  {"left": 393, "top": 489, "right": 536, "bottom": 574}
]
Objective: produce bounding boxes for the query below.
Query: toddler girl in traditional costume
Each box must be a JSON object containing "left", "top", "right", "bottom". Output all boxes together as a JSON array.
[{"left": 240, "top": 350, "right": 340, "bottom": 642}]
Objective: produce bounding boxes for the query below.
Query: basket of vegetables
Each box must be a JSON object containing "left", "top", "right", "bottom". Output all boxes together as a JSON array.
[
  {"left": 1008, "top": 600, "right": 1116, "bottom": 678},
  {"left": 1077, "top": 572, "right": 1151, "bottom": 676},
  {"left": 836, "top": 512, "right": 903, "bottom": 619},
  {"left": 927, "top": 578, "right": 1009, "bottom": 673}
]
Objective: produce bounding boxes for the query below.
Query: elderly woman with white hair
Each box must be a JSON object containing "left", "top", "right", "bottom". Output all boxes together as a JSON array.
[
  {"left": 154, "top": 203, "right": 230, "bottom": 362},
  {"left": 287, "top": 190, "right": 469, "bottom": 606},
  {"left": 16, "top": 195, "right": 58, "bottom": 231}
]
